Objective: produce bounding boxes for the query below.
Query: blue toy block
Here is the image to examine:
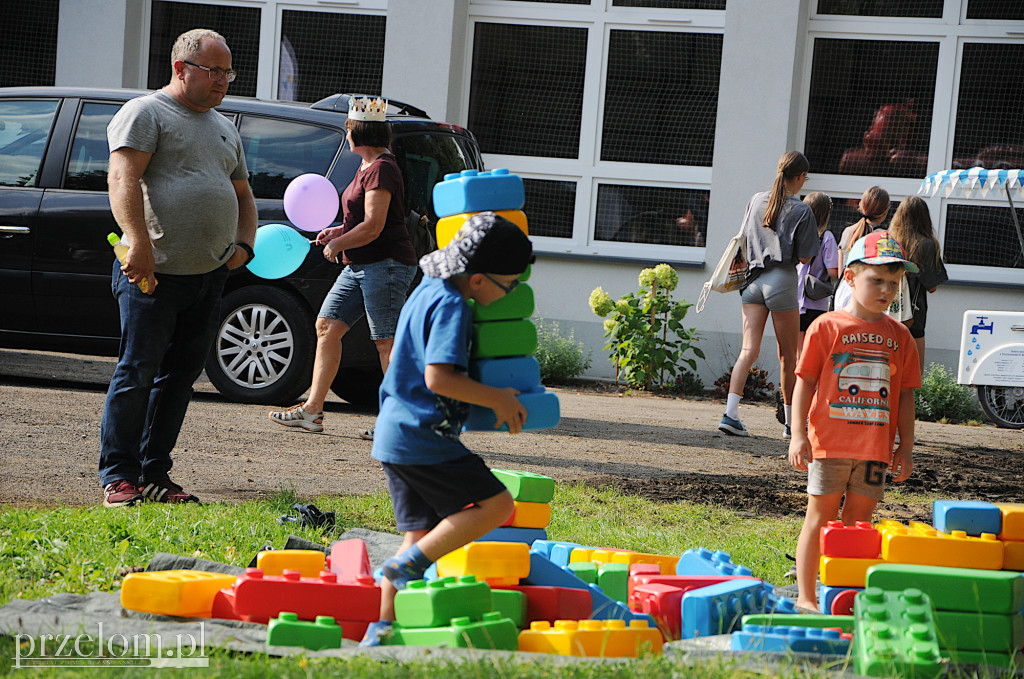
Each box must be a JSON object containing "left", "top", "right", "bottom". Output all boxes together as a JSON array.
[
  {"left": 464, "top": 390, "right": 560, "bottom": 432},
  {"left": 469, "top": 356, "right": 543, "bottom": 392},
  {"left": 478, "top": 526, "right": 547, "bottom": 545},
  {"left": 731, "top": 624, "right": 850, "bottom": 655},
  {"left": 676, "top": 548, "right": 754, "bottom": 578},
  {"left": 761, "top": 584, "right": 798, "bottom": 614},
  {"left": 681, "top": 579, "right": 768, "bottom": 639},
  {"left": 432, "top": 168, "right": 525, "bottom": 218},
  {"left": 933, "top": 500, "right": 1002, "bottom": 537},
  {"left": 530, "top": 539, "right": 559, "bottom": 558},
  {"left": 819, "top": 585, "right": 861, "bottom": 615},
  {"left": 542, "top": 541, "right": 582, "bottom": 565}
]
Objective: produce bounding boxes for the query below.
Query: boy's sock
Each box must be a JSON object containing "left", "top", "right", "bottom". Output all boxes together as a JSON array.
[
  {"left": 359, "top": 620, "right": 393, "bottom": 647},
  {"left": 725, "top": 393, "right": 741, "bottom": 420},
  {"left": 381, "top": 543, "right": 432, "bottom": 590},
  {"left": 784, "top": 404, "right": 792, "bottom": 426}
]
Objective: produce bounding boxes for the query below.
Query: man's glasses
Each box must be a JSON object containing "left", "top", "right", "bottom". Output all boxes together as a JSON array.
[
  {"left": 482, "top": 273, "right": 520, "bottom": 294},
  {"left": 183, "top": 60, "right": 237, "bottom": 83}
]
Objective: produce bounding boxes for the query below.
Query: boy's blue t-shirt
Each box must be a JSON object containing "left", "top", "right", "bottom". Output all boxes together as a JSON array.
[{"left": 372, "top": 276, "right": 473, "bottom": 465}]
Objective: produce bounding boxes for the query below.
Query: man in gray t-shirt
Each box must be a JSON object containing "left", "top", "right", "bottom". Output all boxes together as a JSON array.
[{"left": 99, "top": 28, "right": 258, "bottom": 508}]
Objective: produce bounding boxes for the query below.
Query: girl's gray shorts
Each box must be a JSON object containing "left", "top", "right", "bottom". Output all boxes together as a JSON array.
[{"left": 740, "top": 266, "right": 799, "bottom": 312}]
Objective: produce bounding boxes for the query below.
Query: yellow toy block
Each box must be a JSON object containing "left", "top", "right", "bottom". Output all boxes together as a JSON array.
[
  {"left": 121, "top": 570, "right": 237, "bottom": 618},
  {"left": 610, "top": 552, "right": 679, "bottom": 575},
  {"left": 568, "top": 548, "right": 594, "bottom": 565},
  {"left": 508, "top": 500, "right": 551, "bottom": 529},
  {"left": 995, "top": 504, "right": 1024, "bottom": 541},
  {"left": 436, "top": 209, "right": 528, "bottom": 248},
  {"left": 255, "top": 549, "right": 326, "bottom": 577},
  {"left": 436, "top": 541, "right": 530, "bottom": 586},
  {"left": 877, "top": 519, "right": 1004, "bottom": 570},
  {"left": 819, "top": 556, "right": 884, "bottom": 587},
  {"left": 1003, "top": 540, "right": 1024, "bottom": 572},
  {"left": 518, "top": 619, "right": 663, "bottom": 657},
  {"left": 589, "top": 548, "right": 633, "bottom": 564}
]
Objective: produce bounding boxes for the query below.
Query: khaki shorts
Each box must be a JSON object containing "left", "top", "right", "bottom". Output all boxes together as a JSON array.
[{"left": 807, "top": 457, "right": 887, "bottom": 501}]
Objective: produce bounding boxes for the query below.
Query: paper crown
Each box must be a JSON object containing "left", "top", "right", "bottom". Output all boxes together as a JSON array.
[{"left": 348, "top": 96, "right": 387, "bottom": 122}]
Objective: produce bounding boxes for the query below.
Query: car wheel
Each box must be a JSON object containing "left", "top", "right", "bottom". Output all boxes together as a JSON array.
[
  {"left": 205, "top": 285, "right": 315, "bottom": 404},
  {"left": 977, "top": 385, "right": 1024, "bottom": 429},
  {"left": 332, "top": 365, "right": 383, "bottom": 409}
]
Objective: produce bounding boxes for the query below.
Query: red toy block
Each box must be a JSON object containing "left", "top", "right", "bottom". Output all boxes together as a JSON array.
[
  {"left": 631, "top": 582, "right": 684, "bottom": 640},
  {"left": 820, "top": 520, "right": 881, "bottom": 559},
  {"left": 210, "top": 587, "right": 246, "bottom": 622},
  {"left": 492, "top": 584, "right": 592, "bottom": 623},
  {"left": 627, "top": 573, "right": 757, "bottom": 609},
  {"left": 326, "top": 538, "right": 372, "bottom": 582},
  {"left": 831, "top": 588, "right": 858, "bottom": 615},
  {"left": 630, "top": 563, "right": 661, "bottom": 576}
]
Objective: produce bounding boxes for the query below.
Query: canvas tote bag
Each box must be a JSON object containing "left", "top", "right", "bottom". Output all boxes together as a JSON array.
[{"left": 696, "top": 224, "right": 748, "bottom": 313}]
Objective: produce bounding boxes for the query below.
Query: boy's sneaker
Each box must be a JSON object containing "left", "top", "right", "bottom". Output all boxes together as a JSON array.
[
  {"left": 359, "top": 620, "right": 393, "bottom": 648},
  {"left": 140, "top": 480, "right": 200, "bottom": 504},
  {"left": 359, "top": 428, "right": 374, "bottom": 441},
  {"left": 268, "top": 404, "right": 323, "bottom": 432},
  {"left": 103, "top": 480, "right": 142, "bottom": 508},
  {"left": 783, "top": 424, "right": 792, "bottom": 439},
  {"left": 718, "top": 414, "right": 750, "bottom": 437}
]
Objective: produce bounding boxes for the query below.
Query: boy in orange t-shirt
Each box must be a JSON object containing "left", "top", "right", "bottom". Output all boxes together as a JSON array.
[{"left": 788, "top": 230, "right": 921, "bottom": 612}]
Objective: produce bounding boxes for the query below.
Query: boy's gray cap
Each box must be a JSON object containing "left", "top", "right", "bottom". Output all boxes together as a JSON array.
[{"left": 419, "top": 211, "right": 534, "bottom": 280}]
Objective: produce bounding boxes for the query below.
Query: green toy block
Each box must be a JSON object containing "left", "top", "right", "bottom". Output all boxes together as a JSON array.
[
  {"left": 943, "top": 649, "right": 1022, "bottom": 671},
  {"left": 741, "top": 613, "right": 855, "bottom": 633},
  {"left": 472, "top": 319, "right": 537, "bottom": 358},
  {"left": 491, "top": 469, "right": 555, "bottom": 503},
  {"left": 394, "top": 575, "right": 492, "bottom": 628},
  {"left": 568, "top": 562, "right": 598, "bottom": 584},
  {"left": 267, "top": 612, "right": 342, "bottom": 651},
  {"left": 469, "top": 283, "right": 535, "bottom": 322},
  {"left": 854, "top": 587, "right": 944, "bottom": 679},
  {"left": 933, "top": 609, "right": 1024, "bottom": 653},
  {"left": 865, "top": 563, "right": 1024, "bottom": 614},
  {"left": 386, "top": 612, "right": 519, "bottom": 650},
  {"left": 598, "top": 563, "right": 630, "bottom": 603},
  {"left": 490, "top": 588, "right": 527, "bottom": 628}
]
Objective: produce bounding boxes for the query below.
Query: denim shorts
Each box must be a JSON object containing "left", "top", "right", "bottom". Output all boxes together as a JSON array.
[
  {"left": 807, "top": 457, "right": 887, "bottom": 501},
  {"left": 318, "top": 258, "right": 416, "bottom": 340},
  {"left": 741, "top": 266, "right": 799, "bottom": 312}
]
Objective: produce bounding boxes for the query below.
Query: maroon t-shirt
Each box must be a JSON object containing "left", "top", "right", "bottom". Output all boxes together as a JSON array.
[{"left": 340, "top": 152, "right": 417, "bottom": 266}]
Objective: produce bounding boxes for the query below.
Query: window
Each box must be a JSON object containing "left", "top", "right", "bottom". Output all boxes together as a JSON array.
[
  {"left": 0, "top": 100, "right": 60, "bottom": 187},
  {"left": 613, "top": 0, "right": 726, "bottom": 8},
  {"left": 595, "top": 184, "right": 708, "bottom": 247},
  {"left": 966, "top": 1, "right": 1024, "bottom": 20},
  {"left": 392, "top": 134, "right": 476, "bottom": 220},
  {"left": 1, "top": 1, "right": 58, "bottom": 87},
  {"left": 816, "top": 0, "right": 943, "bottom": 17},
  {"left": 237, "top": 116, "right": 344, "bottom": 200},
  {"left": 65, "top": 103, "right": 121, "bottom": 192},
  {"left": 523, "top": 179, "right": 577, "bottom": 239},
  {"left": 944, "top": 204, "right": 1024, "bottom": 269},
  {"left": 952, "top": 43, "right": 1024, "bottom": 170}
]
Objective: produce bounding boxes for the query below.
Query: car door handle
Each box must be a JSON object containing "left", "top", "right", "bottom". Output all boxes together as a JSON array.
[{"left": 0, "top": 226, "right": 31, "bottom": 234}]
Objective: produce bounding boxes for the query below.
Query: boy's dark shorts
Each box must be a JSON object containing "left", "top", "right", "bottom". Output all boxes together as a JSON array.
[
  {"left": 382, "top": 454, "right": 509, "bottom": 532},
  {"left": 807, "top": 457, "right": 887, "bottom": 501}
]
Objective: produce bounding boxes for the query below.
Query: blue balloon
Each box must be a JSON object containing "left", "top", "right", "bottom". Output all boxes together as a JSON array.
[{"left": 247, "top": 223, "right": 311, "bottom": 279}]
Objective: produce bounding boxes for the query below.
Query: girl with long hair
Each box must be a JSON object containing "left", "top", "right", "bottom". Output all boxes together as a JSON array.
[
  {"left": 838, "top": 186, "right": 890, "bottom": 269},
  {"left": 796, "top": 192, "right": 838, "bottom": 362}
]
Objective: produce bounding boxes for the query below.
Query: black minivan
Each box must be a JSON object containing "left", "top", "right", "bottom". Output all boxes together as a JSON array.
[{"left": 0, "top": 87, "right": 484, "bottom": 405}]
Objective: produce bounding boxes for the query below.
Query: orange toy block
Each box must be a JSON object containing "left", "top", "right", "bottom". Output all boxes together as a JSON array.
[
  {"left": 436, "top": 209, "right": 528, "bottom": 248},
  {"left": 877, "top": 519, "right": 1004, "bottom": 570},
  {"left": 820, "top": 520, "right": 881, "bottom": 558},
  {"left": 501, "top": 500, "right": 552, "bottom": 529},
  {"left": 121, "top": 570, "right": 238, "bottom": 618},
  {"left": 610, "top": 551, "right": 679, "bottom": 575},
  {"left": 518, "top": 619, "right": 663, "bottom": 657},
  {"left": 436, "top": 541, "right": 531, "bottom": 586},
  {"left": 255, "top": 549, "right": 326, "bottom": 577},
  {"left": 996, "top": 504, "right": 1024, "bottom": 542},
  {"left": 819, "top": 556, "right": 884, "bottom": 588},
  {"left": 1003, "top": 540, "right": 1024, "bottom": 571}
]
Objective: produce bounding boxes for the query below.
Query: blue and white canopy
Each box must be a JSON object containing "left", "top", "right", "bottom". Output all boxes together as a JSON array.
[{"left": 918, "top": 168, "right": 1024, "bottom": 199}]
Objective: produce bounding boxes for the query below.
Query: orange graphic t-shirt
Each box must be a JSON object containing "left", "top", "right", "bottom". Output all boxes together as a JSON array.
[{"left": 797, "top": 310, "right": 921, "bottom": 463}]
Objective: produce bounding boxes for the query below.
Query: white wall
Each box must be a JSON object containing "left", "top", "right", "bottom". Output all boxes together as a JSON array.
[{"left": 56, "top": 0, "right": 145, "bottom": 89}]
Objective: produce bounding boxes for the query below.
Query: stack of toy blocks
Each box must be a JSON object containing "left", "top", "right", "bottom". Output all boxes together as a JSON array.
[
  {"left": 995, "top": 502, "right": 1024, "bottom": 571},
  {"left": 818, "top": 520, "right": 882, "bottom": 615},
  {"left": 481, "top": 469, "right": 555, "bottom": 546},
  {"left": 853, "top": 587, "right": 944, "bottom": 678},
  {"left": 431, "top": 168, "right": 560, "bottom": 433}
]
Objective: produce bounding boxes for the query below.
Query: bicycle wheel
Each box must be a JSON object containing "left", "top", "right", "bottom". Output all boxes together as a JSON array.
[{"left": 977, "top": 385, "right": 1024, "bottom": 429}]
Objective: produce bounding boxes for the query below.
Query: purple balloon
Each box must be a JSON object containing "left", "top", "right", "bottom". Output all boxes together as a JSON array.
[{"left": 283, "top": 173, "right": 339, "bottom": 233}]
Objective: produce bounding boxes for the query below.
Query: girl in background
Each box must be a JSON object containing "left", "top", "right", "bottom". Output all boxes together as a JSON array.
[
  {"left": 796, "top": 192, "right": 838, "bottom": 363},
  {"left": 838, "top": 186, "right": 890, "bottom": 270}
]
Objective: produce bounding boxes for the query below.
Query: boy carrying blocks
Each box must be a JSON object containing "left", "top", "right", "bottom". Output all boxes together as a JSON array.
[
  {"left": 788, "top": 230, "right": 921, "bottom": 612},
  {"left": 360, "top": 212, "right": 534, "bottom": 646}
]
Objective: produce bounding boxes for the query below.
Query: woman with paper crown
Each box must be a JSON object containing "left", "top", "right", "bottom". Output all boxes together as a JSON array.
[{"left": 269, "top": 97, "right": 417, "bottom": 437}]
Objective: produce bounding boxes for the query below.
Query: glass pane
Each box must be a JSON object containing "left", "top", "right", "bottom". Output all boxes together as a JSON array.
[
  {"left": 824, "top": 196, "right": 900, "bottom": 244},
  {"left": 279, "top": 11, "right": 385, "bottom": 103},
  {"left": 0, "top": 100, "right": 60, "bottom": 187},
  {"left": 0, "top": 0, "right": 58, "bottom": 87},
  {"left": 602, "top": 30, "right": 721, "bottom": 166},
  {"left": 469, "top": 23, "right": 587, "bottom": 158},
  {"left": 816, "top": 0, "right": 942, "bottom": 17},
  {"left": 392, "top": 134, "right": 474, "bottom": 221},
  {"left": 805, "top": 38, "right": 938, "bottom": 178},
  {"left": 524, "top": 178, "right": 577, "bottom": 239},
  {"left": 238, "top": 116, "right": 344, "bottom": 200},
  {"left": 149, "top": 1, "right": 261, "bottom": 98},
  {"left": 65, "top": 103, "right": 122, "bottom": 192},
  {"left": 595, "top": 184, "right": 708, "bottom": 246},
  {"left": 490, "top": 0, "right": 590, "bottom": 3},
  {"left": 613, "top": 0, "right": 726, "bottom": 8},
  {"left": 966, "top": 1, "right": 1024, "bottom": 20},
  {"left": 951, "top": 43, "right": 1024, "bottom": 170},
  {"left": 944, "top": 204, "right": 1024, "bottom": 269}
]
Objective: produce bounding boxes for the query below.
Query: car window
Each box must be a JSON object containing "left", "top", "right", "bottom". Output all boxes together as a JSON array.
[
  {"left": 0, "top": 99, "right": 60, "bottom": 187},
  {"left": 392, "top": 133, "right": 474, "bottom": 219},
  {"left": 65, "top": 102, "right": 121, "bottom": 191},
  {"left": 237, "top": 115, "right": 344, "bottom": 199}
]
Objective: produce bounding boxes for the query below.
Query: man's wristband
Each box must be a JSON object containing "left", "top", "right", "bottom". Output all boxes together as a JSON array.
[{"left": 236, "top": 242, "right": 255, "bottom": 264}]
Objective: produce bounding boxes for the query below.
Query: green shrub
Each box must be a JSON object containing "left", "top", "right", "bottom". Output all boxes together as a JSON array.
[
  {"left": 916, "top": 362, "right": 984, "bottom": 423},
  {"left": 534, "top": 319, "right": 592, "bottom": 383},
  {"left": 671, "top": 370, "right": 706, "bottom": 396},
  {"left": 711, "top": 365, "right": 776, "bottom": 402}
]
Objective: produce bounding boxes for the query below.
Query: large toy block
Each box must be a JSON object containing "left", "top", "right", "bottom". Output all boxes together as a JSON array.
[
  {"left": 944, "top": 649, "right": 1022, "bottom": 671},
  {"left": 472, "top": 319, "right": 537, "bottom": 359},
  {"left": 267, "top": 613, "right": 342, "bottom": 651},
  {"left": 436, "top": 209, "right": 528, "bottom": 248},
  {"left": 597, "top": 563, "right": 630, "bottom": 604},
  {"left": 865, "top": 563, "right": 1024, "bottom": 614},
  {"left": 492, "top": 584, "right": 592, "bottom": 624},
  {"left": 432, "top": 169, "right": 525, "bottom": 218},
  {"left": 255, "top": 549, "right": 326, "bottom": 578},
  {"left": 820, "top": 585, "right": 861, "bottom": 615},
  {"left": 210, "top": 587, "right": 244, "bottom": 621},
  {"left": 501, "top": 500, "right": 552, "bottom": 529},
  {"left": 469, "top": 357, "right": 542, "bottom": 393},
  {"left": 877, "top": 519, "right": 1004, "bottom": 570},
  {"left": 479, "top": 526, "right": 547, "bottom": 545},
  {"left": 820, "top": 520, "right": 881, "bottom": 558},
  {"left": 741, "top": 613, "right": 856, "bottom": 633},
  {"left": 762, "top": 585, "right": 799, "bottom": 615},
  {"left": 995, "top": 503, "right": 1024, "bottom": 541},
  {"left": 490, "top": 588, "right": 527, "bottom": 628},
  {"left": 518, "top": 619, "right": 663, "bottom": 657},
  {"left": 1004, "top": 540, "right": 1024, "bottom": 571},
  {"left": 469, "top": 283, "right": 535, "bottom": 322},
  {"left": 609, "top": 551, "right": 679, "bottom": 575},
  {"left": 933, "top": 500, "right": 1002, "bottom": 537},
  {"left": 933, "top": 609, "right": 1024, "bottom": 652},
  {"left": 529, "top": 539, "right": 560, "bottom": 558},
  {"left": 854, "top": 587, "right": 944, "bottom": 679},
  {"left": 820, "top": 555, "right": 884, "bottom": 588},
  {"left": 121, "top": 570, "right": 238, "bottom": 618},
  {"left": 630, "top": 563, "right": 661, "bottom": 576},
  {"left": 231, "top": 568, "right": 380, "bottom": 624},
  {"left": 388, "top": 611, "right": 519, "bottom": 650},
  {"left": 465, "top": 390, "right": 560, "bottom": 432},
  {"left": 547, "top": 542, "right": 583, "bottom": 567},
  {"left": 326, "top": 539, "right": 371, "bottom": 582},
  {"left": 436, "top": 541, "right": 531, "bottom": 586},
  {"left": 394, "top": 575, "right": 492, "bottom": 628},
  {"left": 731, "top": 625, "right": 851, "bottom": 655},
  {"left": 631, "top": 582, "right": 684, "bottom": 640},
  {"left": 628, "top": 574, "right": 757, "bottom": 608},
  {"left": 521, "top": 553, "right": 649, "bottom": 623},
  {"left": 680, "top": 578, "right": 768, "bottom": 639},
  {"left": 675, "top": 548, "right": 753, "bottom": 578},
  {"left": 567, "top": 562, "right": 598, "bottom": 584},
  {"left": 579, "top": 547, "right": 633, "bottom": 564},
  {"left": 492, "top": 470, "right": 555, "bottom": 504}
]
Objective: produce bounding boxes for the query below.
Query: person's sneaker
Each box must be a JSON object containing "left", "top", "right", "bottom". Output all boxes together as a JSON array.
[
  {"left": 140, "top": 480, "right": 200, "bottom": 504},
  {"left": 268, "top": 404, "right": 323, "bottom": 433},
  {"left": 359, "top": 428, "right": 374, "bottom": 441},
  {"left": 359, "top": 620, "right": 393, "bottom": 648},
  {"left": 718, "top": 414, "right": 750, "bottom": 437},
  {"left": 774, "top": 390, "right": 786, "bottom": 425},
  {"left": 103, "top": 480, "right": 142, "bottom": 508},
  {"left": 783, "top": 424, "right": 792, "bottom": 439}
]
